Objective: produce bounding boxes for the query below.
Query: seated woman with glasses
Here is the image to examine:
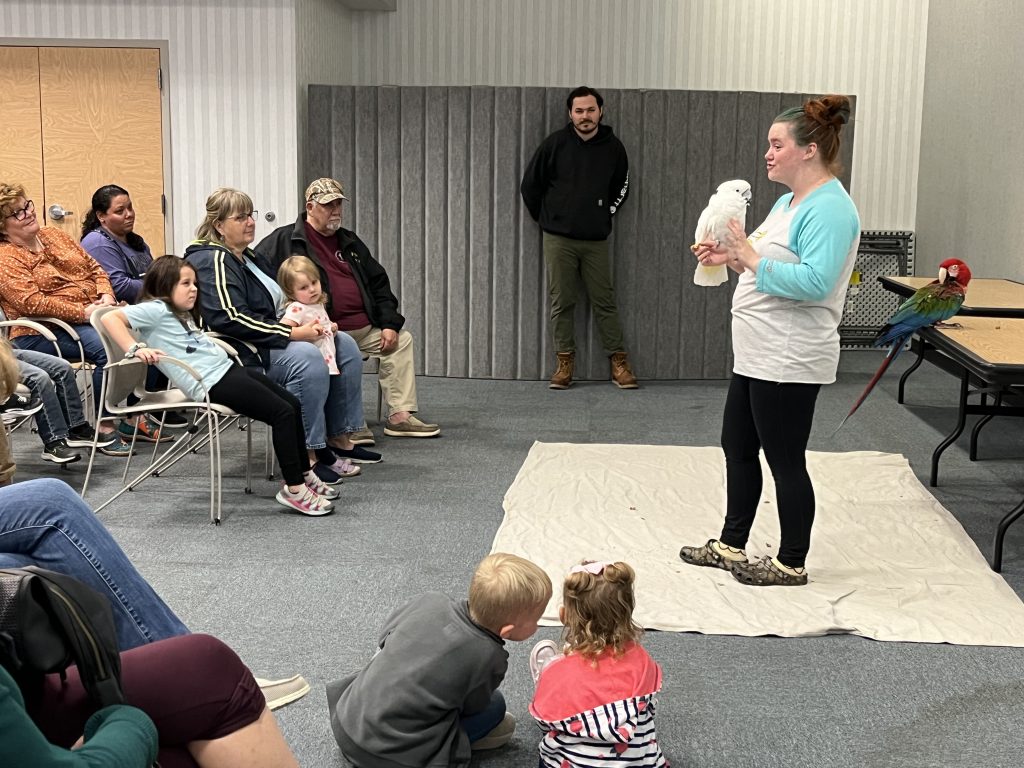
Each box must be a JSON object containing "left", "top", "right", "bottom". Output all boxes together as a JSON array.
[
  {"left": 183, "top": 188, "right": 377, "bottom": 486},
  {"left": 81, "top": 184, "right": 154, "bottom": 304},
  {"left": 0, "top": 183, "right": 168, "bottom": 455}
]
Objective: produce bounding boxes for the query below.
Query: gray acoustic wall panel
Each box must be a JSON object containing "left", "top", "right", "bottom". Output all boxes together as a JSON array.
[{"left": 306, "top": 86, "right": 855, "bottom": 380}]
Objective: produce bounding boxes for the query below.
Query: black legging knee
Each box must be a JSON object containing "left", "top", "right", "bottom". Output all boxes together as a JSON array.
[{"left": 207, "top": 365, "right": 308, "bottom": 487}]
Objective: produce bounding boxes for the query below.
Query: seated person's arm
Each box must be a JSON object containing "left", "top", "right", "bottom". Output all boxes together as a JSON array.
[
  {"left": 85, "top": 237, "right": 143, "bottom": 304},
  {"left": 1, "top": 678, "right": 158, "bottom": 768},
  {"left": 0, "top": 265, "right": 90, "bottom": 323},
  {"left": 100, "top": 310, "right": 165, "bottom": 365}
]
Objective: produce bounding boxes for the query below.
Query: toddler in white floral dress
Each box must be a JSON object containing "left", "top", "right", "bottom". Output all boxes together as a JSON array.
[{"left": 277, "top": 255, "right": 339, "bottom": 374}]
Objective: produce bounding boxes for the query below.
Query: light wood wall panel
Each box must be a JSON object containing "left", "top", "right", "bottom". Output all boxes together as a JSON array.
[
  {"left": 0, "top": 47, "right": 44, "bottom": 204},
  {"left": 334, "top": 0, "right": 928, "bottom": 232},
  {"left": 2, "top": 0, "right": 298, "bottom": 252},
  {"left": 307, "top": 85, "right": 855, "bottom": 381},
  {"left": 37, "top": 47, "right": 165, "bottom": 248}
]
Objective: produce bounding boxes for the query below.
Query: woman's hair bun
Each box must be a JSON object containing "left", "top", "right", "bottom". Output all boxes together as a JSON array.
[{"left": 806, "top": 94, "right": 851, "bottom": 128}]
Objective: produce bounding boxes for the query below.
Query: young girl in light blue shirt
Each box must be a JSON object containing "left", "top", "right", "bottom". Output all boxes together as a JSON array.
[{"left": 101, "top": 256, "right": 338, "bottom": 517}]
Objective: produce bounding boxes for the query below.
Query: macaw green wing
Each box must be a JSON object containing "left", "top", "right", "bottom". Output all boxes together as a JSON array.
[{"left": 874, "top": 283, "right": 966, "bottom": 348}]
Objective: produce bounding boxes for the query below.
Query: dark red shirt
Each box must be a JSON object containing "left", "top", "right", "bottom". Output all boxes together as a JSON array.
[{"left": 305, "top": 224, "right": 371, "bottom": 330}]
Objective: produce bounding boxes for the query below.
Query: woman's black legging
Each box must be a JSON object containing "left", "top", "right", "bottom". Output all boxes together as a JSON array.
[
  {"left": 207, "top": 365, "right": 307, "bottom": 487},
  {"left": 718, "top": 373, "right": 821, "bottom": 569}
]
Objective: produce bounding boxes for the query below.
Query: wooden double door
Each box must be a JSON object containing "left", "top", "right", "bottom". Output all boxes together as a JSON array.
[{"left": 0, "top": 46, "right": 166, "bottom": 250}]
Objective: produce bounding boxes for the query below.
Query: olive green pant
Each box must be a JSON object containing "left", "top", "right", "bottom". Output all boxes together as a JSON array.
[{"left": 543, "top": 232, "right": 625, "bottom": 355}]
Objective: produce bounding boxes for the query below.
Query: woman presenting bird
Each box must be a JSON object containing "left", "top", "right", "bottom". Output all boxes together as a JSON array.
[
  {"left": 836, "top": 257, "right": 971, "bottom": 431},
  {"left": 678, "top": 95, "right": 861, "bottom": 587}
]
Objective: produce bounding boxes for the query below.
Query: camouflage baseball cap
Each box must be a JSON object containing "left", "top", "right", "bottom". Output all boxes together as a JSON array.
[{"left": 304, "top": 178, "right": 348, "bottom": 204}]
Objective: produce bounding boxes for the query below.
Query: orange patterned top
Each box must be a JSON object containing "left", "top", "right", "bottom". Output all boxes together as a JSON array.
[{"left": 0, "top": 227, "right": 114, "bottom": 338}]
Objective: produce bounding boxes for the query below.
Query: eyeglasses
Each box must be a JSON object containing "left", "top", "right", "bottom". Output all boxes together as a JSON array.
[
  {"left": 4, "top": 200, "right": 34, "bottom": 221},
  {"left": 228, "top": 211, "right": 258, "bottom": 223}
]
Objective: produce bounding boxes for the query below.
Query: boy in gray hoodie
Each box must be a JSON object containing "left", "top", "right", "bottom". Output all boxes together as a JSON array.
[{"left": 326, "top": 553, "right": 552, "bottom": 768}]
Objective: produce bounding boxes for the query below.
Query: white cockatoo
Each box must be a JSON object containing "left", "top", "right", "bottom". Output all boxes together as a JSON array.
[{"left": 692, "top": 179, "right": 752, "bottom": 287}]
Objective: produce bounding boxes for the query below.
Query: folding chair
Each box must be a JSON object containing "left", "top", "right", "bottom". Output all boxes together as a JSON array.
[
  {"left": 202, "top": 332, "right": 274, "bottom": 480},
  {"left": 0, "top": 312, "right": 97, "bottom": 425},
  {"left": 81, "top": 307, "right": 248, "bottom": 524}
]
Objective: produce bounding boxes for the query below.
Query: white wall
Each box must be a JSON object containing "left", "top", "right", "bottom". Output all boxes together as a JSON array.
[
  {"left": 336, "top": 0, "right": 930, "bottom": 231},
  {"left": 2, "top": 0, "right": 299, "bottom": 251},
  {"left": 916, "top": 0, "right": 1024, "bottom": 280},
  {"left": 295, "top": 0, "right": 355, "bottom": 202},
  {"left": 2, "top": 1, "right": 939, "bottom": 244}
]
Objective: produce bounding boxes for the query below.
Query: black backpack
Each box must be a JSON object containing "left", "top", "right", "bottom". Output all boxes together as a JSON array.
[{"left": 0, "top": 566, "right": 126, "bottom": 707}]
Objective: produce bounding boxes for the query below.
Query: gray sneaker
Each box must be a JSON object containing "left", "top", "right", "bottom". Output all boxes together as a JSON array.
[
  {"left": 383, "top": 415, "right": 441, "bottom": 438},
  {"left": 41, "top": 439, "right": 82, "bottom": 465}
]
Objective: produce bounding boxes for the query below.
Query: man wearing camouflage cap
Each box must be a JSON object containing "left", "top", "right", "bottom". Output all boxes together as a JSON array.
[{"left": 256, "top": 178, "right": 440, "bottom": 440}]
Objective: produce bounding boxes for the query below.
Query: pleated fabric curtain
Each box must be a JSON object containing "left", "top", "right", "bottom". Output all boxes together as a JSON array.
[{"left": 306, "top": 86, "right": 854, "bottom": 380}]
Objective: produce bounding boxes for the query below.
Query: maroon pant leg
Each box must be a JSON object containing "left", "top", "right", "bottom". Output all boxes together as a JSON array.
[{"left": 24, "top": 633, "right": 266, "bottom": 766}]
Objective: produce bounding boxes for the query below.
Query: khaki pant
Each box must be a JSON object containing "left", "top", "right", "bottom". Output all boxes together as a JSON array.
[{"left": 345, "top": 325, "right": 418, "bottom": 416}]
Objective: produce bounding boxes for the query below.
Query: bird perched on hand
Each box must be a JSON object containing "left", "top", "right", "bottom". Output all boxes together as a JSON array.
[
  {"left": 835, "top": 258, "right": 972, "bottom": 432},
  {"left": 692, "top": 179, "right": 752, "bottom": 286}
]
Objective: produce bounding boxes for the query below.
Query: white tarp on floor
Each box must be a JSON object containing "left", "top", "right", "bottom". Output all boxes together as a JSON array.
[{"left": 492, "top": 442, "right": 1024, "bottom": 647}]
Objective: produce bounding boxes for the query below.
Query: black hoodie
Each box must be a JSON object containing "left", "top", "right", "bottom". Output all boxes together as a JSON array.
[{"left": 520, "top": 122, "right": 629, "bottom": 241}]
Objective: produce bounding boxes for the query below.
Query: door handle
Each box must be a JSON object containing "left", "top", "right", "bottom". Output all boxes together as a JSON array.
[{"left": 48, "top": 204, "right": 74, "bottom": 221}]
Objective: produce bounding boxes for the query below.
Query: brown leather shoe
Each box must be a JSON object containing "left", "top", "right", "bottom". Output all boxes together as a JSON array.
[
  {"left": 610, "top": 352, "right": 638, "bottom": 389},
  {"left": 549, "top": 352, "right": 574, "bottom": 389}
]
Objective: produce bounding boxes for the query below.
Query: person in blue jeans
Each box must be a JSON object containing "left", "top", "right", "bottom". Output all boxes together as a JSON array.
[
  {"left": 0, "top": 477, "right": 309, "bottom": 710},
  {"left": 184, "top": 188, "right": 382, "bottom": 485},
  {"left": 12, "top": 348, "right": 119, "bottom": 463},
  {"left": 0, "top": 477, "right": 187, "bottom": 648}
]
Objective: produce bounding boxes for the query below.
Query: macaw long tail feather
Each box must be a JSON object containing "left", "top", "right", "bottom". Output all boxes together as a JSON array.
[{"left": 832, "top": 342, "right": 908, "bottom": 435}]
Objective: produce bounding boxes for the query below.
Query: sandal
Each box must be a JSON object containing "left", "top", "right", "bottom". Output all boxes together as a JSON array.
[
  {"left": 730, "top": 555, "right": 808, "bottom": 587},
  {"left": 679, "top": 539, "right": 743, "bottom": 571}
]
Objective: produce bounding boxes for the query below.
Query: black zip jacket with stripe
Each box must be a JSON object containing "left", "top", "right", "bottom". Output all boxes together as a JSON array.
[
  {"left": 520, "top": 122, "right": 629, "bottom": 241},
  {"left": 183, "top": 240, "right": 290, "bottom": 368}
]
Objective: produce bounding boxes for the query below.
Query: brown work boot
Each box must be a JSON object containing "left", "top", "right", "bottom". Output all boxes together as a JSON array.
[
  {"left": 610, "top": 352, "right": 638, "bottom": 389},
  {"left": 549, "top": 352, "right": 574, "bottom": 389}
]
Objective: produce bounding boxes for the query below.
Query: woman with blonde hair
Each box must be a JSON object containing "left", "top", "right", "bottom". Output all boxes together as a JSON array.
[{"left": 184, "top": 188, "right": 373, "bottom": 483}]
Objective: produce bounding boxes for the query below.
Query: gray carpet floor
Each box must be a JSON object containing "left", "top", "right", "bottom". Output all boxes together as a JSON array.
[{"left": 10, "top": 349, "right": 1024, "bottom": 767}]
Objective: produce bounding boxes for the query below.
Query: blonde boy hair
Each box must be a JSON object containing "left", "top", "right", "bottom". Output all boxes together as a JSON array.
[
  {"left": 561, "top": 561, "right": 642, "bottom": 661},
  {"left": 277, "top": 255, "right": 327, "bottom": 305},
  {"left": 468, "top": 553, "right": 552, "bottom": 631}
]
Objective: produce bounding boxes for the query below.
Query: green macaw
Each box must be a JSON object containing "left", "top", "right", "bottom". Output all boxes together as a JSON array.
[{"left": 836, "top": 258, "right": 971, "bottom": 432}]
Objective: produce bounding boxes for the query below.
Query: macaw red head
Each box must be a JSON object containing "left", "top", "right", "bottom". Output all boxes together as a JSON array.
[{"left": 939, "top": 258, "right": 971, "bottom": 286}]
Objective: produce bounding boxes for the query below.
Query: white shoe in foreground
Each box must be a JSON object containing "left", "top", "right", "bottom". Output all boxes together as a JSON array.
[{"left": 255, "top": 674, "right": 311, "bottom": 710}]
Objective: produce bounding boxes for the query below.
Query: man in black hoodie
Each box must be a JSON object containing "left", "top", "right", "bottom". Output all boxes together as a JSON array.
[{"left": 520, "top": 85, "right": 638, "bottom": 391}]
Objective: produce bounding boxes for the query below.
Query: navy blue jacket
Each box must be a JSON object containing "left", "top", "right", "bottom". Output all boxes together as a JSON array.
[{"left": 183, "top": 240, "right": 290, "bottom": 368}]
